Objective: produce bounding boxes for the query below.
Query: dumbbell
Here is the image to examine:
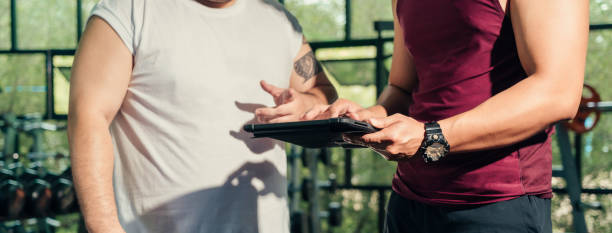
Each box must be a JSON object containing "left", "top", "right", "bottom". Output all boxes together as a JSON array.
[
  {"left": 319, "top": 202, "right": 342, "bottom": 227},
  {"left": 0, "top": 168, "right": 26, "bottom": 219},
  {"left": 19, "top": 165, "right": 52, "bottom": 217},
  {"left": 301, "top": 148, "right": 332, "bottom": 167},
  {"left": 581, "top": 201, "right": 604, "bottom": 211},
  {"left": 1, "top": 221, "right": 28, "bottom": 233},
  {"left": 300, "top": 174, "right": 337, "bottom": 201},
  {"left": 44, "top": 168, "right": 76, "bottom": 214},
  {"left": 290, "top": 210, "right": 309, "bottom": 233}
]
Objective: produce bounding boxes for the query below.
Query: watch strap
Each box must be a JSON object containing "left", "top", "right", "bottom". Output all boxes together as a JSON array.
[{"left": 420, "top": 121, "right": 450, "bottom": 163}]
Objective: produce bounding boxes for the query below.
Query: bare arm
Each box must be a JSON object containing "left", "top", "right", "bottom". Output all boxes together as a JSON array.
[
  {"left": 438, "top": 0, "right": 588, "bottom": 152},
  {"left": 68, "top": 16, "right": 132, "bottom": 233},
  {"left": 305, "top": 0, "right": 417, "bottom": 121},
  {"left": 256, "top": 38, "right": 338, "bottom": 123},
  {"left": 289, "top": 38, "right": 337, "bottom": 104},
  {"left": 364, "top": 0, "right": 419, "bottom": 119},
  {"left": 360, "top": 0, "right": 588, "bottom": 158}
]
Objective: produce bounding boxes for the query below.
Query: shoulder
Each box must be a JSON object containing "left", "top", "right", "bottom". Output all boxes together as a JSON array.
[{"left": 254, "top": 0, "right": 302, "bottom": 34}]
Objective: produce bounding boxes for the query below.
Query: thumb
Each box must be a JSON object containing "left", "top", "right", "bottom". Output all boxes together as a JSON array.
[
  {"left": 260, "top": 80, "right": 284, "bottom": 97},
  {"left": 368, "top": 117, "right": 393, "bottom": 129}
]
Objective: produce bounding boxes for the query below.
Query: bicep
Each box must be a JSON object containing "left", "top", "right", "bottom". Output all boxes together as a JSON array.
[
  {"left": 388, "top": 0, "right": 418, "bottom": 92},
  {"left": 510, "top": 0, "right": 588, "bottom": 81},
  {"left": 69, "top": 16, "right": 133, "bottom": 125},
  {"left": 288, "top": 38, "right": 333, "bottom": 92}
]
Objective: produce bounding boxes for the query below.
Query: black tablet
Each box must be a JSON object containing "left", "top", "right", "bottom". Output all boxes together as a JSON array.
[{"left": 243, "top": 118, "right": 378, "bottom": 148}]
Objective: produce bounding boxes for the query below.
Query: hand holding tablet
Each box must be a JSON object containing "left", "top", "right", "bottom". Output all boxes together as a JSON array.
[{"left": 243, "top": 117, "right": 379, "bottom": 148}]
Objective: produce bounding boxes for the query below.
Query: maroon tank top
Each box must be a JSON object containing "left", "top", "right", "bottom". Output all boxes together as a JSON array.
[{"left": 393, "top": 0, "right": 553, "bottom": 205}]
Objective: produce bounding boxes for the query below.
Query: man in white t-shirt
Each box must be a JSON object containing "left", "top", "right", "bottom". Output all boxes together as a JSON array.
[{"left": 67, "top": 0, "right": 337, "bottom": 232}]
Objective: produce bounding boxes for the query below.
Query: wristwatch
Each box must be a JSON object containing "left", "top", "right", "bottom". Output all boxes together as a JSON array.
[{"left": 419, "top": 122, "right": 450, "bottom": 163}]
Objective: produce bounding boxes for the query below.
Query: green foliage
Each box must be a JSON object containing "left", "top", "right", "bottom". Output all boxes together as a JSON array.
[{"left": 284, "top": 0, "right": 345, "bottom": 41}]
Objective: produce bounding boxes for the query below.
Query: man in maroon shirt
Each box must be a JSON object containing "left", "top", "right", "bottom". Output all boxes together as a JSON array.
[{"left": 258, "top": 0, "right": 588, "bottom": 232}]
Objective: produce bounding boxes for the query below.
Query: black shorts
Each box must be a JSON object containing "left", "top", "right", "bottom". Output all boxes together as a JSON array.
[{"left": 384, "top": 191, "right": 552, "bottom": 233}]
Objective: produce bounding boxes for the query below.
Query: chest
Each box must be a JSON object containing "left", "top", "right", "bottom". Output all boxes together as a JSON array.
[
  {"left": 130, "top": 6, "right": 294, "bottom": 97},
  {"left": 397, "top": 0, "right": 505, "bottom": 57}
]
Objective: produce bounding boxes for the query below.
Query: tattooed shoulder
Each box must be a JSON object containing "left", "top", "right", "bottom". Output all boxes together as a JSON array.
[{"left": 294, "top": 51, "right": 322, "bottom": 82}]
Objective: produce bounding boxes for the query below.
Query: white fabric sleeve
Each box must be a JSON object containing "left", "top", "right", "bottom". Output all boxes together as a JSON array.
[
  {"left": 90, "top": 0, "right": 139, "bottom": 54},
  {"left": 279, "top": 8, "right": 304, "bottom": 59}
]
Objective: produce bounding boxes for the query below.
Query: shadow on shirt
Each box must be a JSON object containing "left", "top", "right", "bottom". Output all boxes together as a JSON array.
[
  {"left": 229, "top": 101, "right": 284, "bottom": 154},
  {"left": 123, "top": 161, "right": 286, "bottom": 233}
]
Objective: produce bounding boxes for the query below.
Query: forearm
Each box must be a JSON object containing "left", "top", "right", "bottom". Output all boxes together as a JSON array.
[
  {"left": 364, "top": 84, "right": 413, "bottom": 119},
  {"left": 439, "top": 73, "right": 580, "bottom": 152},
  {"left": 305, "top": 83, "right": 337, "bottom": 105},
  {"left": 69, "top": 114, "right": 123, "bottom": 233}
]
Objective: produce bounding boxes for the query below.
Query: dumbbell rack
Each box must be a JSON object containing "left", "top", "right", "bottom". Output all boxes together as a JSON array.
[
  {"left": 0, "top": 113, "right": 77, "bottom": 233},
  {"left": 288, "top": 147, "right": 342, "bottom": 233}
]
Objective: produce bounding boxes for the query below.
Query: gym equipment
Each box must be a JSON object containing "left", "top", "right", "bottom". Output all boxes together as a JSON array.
[
  {"left": 0, "top": 168, "right": 25, "bottom": 219},
  {"left": 300, "top": 147, "right": 333, "bottom": 168},
  {"left": 44, "top": 168, "right": 75, "bottom": 215},
  {"left": 24, "top": 218, "right": 59, "bottom": 233},
  {"left": 301, "top": 174, "right": 337, "bottom": 202},
  {"left": 1, "top": 221, "right": 28, "bottom": 233},
  {"left": 296, "top": 148, "right": 346, "bottom": 233},
  {"left": 20, "top": 164, "right": 52, "bottom": 218},
  {"left": 564, "top": 84, "right": 601, "bottom": 133},
  {"left": 319, "top": 202, "right": 342, "bottom": 227},
  {"left": 1, "top": 114, "right": 19, "bottom": 164},
  {"left": 290, "top": 211, "right": 309, "bottom": 233}
]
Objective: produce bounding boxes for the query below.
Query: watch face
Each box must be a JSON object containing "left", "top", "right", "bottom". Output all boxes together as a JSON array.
[{"left": 425, "top": 142, "right": 445, "bottom": 162}]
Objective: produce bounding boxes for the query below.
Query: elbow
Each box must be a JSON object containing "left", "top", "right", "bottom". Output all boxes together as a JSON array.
[
  {"left": 557, "top": 97, "right": 581, "bottom": 121},
  {"left": 547, "top": 79, "right": 583, "bottom": 122},
  {"left": 533, "top": 68, "right": 584, "bottom": 122}
]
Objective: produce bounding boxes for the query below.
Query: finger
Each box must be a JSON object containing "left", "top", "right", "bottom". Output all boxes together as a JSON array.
[
  {"left": 352, "top": 109, "right": 375, "bottom": 121},
  {"left": 367, "top": 114, "right": 403, "bottom": 129},
  {"left": 255, "top": 106, "right": 292, "bottom": 122},
  {"left": 301, "top": 105, "right": 329, "bottom": 120},
  {"left": 345, "top": 112, "right": 359, "bottom": 120},
  {"left": 326, "top": 103, "right": 351, "bottom": 118},
  {"left": 361, "top": 130, "right": 388, "bottom": 144},
  {"left": 362, "top": 122, "right": 402, "bottom": 143},
  {"left": 346, "top": 111, "right": 368, "bottom": 121},
  {"left": 260, "top": 80, "right": 285, "bottom": 97},
  {"left": 269, "top": 114, "right": 300, "bottom": 123}
]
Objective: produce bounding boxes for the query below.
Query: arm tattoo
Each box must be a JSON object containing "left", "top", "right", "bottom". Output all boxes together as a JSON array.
[{"left": 294, "top": 51, "right": 323, "bottom": 83}]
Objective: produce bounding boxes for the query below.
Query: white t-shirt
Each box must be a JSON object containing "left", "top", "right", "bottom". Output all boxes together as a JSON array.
[{"left": 90, "top": 0, "right": 303, "bottom": 232}]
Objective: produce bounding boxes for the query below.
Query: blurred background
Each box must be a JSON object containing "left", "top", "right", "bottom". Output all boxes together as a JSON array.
[{"left": 0, "top": 0, "right": 611, "bottom": 232}]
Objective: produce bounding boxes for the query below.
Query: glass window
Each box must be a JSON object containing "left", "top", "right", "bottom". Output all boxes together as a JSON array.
[
  {"left": 350, "top": 0, "right": 393, "bottom": 39},
  {"left": 590, "top": 0, "right": 612, "bottom": 23},
  {"left": 16, "top": 0, "right": 77, "bottom": 49},
  {"left": 0, "top": 0, "right": 10, "bottom": 49},
  {"left": 53, "top": 55, "right": 73, "bottom": 116},
  {"left": 586, "top": 30, "right": 612, "bottom": 100},
  {"left": 0, "top": 54, "right": 46, "bottom": 115},
  {"left": 285, "top": 0, "right": 346, "bottom": 41}
]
